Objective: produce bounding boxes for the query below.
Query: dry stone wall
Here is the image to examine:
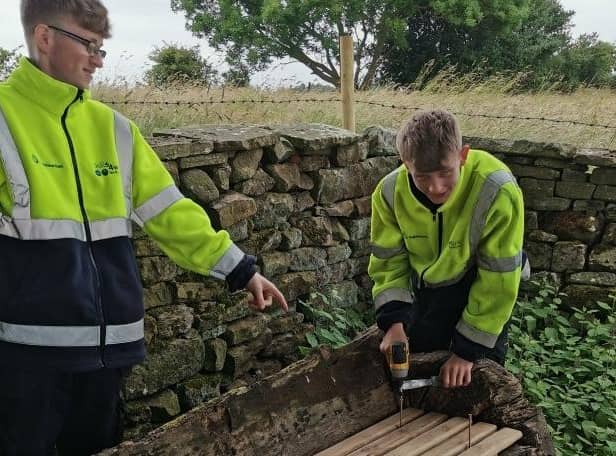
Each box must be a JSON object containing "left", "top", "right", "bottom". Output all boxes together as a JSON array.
[{"left": 123, "top": 123, "right": 616, "bottom": 439}]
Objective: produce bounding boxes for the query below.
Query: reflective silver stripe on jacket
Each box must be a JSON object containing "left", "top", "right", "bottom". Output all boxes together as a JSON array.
[
  {"left": 381, "top": 168, "right": 399, "bottom": 211},
  {"left": 114, "top": 111, "right": 133, "bottom": 218},
  {"left": 469, "top": 170, "right": 515, "bottom": 255},
  {"left": 133, "top": 185, "right": 184, "bottom": 226},
  {"left": 0, "top": 319, "right": 144, "bottom": 347},
  {"left": 455, "top": 320, "right": 499, "bottom": 349},
  {"left": 371, "top": 243, "right": 405, "bottom": 259},
  {"left": 374, "top": 288, "right": 414, "bottom": 310},
  {"left": 209, "top": 244, "right": 245, "bottom": 280},
  {"left": 477, "top": 251, "right": 522, "bottom": 272},
  {"left": 0, "top": 108, "right": 135, "bottom": 241},
  {"left": 0, "top": 106, "right": 30, "bottom": 219}
]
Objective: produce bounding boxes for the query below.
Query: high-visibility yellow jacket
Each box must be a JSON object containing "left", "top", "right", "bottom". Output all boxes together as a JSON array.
[
  {"left": 369, "top": 149, "right": 524, "bottom": 355},
  {"left": 0, "top": 58, "right": 249, "bottom": 370}
]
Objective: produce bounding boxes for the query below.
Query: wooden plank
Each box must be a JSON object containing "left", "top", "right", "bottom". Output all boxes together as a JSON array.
[
  {"left": 421, "top": 422, "right": 498, "bottom": 456},
  {"left": 346, "top": 412, "right": 448, "bottom": 456},
  {"left": 457, "top": 427, "right": 523, "bottom": 456},
  {"left": 315, "top": 408, "right": 425, "bottom": 456},
  {"left": 383, "top": 417, "right": 468, "bottom": 456}
]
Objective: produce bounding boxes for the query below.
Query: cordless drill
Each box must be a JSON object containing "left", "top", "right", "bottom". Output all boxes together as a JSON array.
[{"left": 387, "top": 341, "right": 409, "bottom": 427}]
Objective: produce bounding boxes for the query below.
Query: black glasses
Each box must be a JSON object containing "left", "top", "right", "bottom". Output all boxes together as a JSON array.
[{"left": 47, "top": 25, "right": 107, "bottom": 58}]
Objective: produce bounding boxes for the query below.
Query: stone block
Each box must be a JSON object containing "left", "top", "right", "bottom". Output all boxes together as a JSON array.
[
  {"left": 231, "top": 148, "right": 263, "bottom": 183},
  {"left": 209, "top": 164, "right": 231, "bottom": 191},
  {"left": 203, "top": 338, "right": 227, "bottom": 372},
  {"left": 295, "top": 191, "right": 316, "bottom": 212},
  {"left": 344, "top": 217, "right": 371, "bottom": 240},
  {"left": 350, "top": 238, "right": 371, "bottom": 257},
  {"left": 524, "top": 241, "right": 553, "bottom": 270},
  {"left": 314, "top": 156, "right": 399, "bottom": 204},
  {"left": 275, "top": 123, "right": 359, "bottom": 153},
  {"left": 298, "top": 155, "right": 330, "bottom": 172},
  {"left": 555, "top": 181, "right": 596, "bottom": 200},
  {"left": 133, "top": 238, "right": 164, "bottom": 257},
  {"left": 180, "top": 169, "right": 219, "bottom": 205},
  {"left": 138, "top": 256, "right": 178, "bottom": 285},
  {"left": 155, "top": 125, "right": 277, "bottom": 152},
  {"left": 292, "top": 216, "right": 334, "bottom": 246},
  {"left": 541, "top": 211, "right": 604, "bottom": 243},
  {"left": 223, "top": 329, "right": 273, "bottom": 379},
  {"left": 259, "top": 251, "right": 290, "bottom": 277},
  {"left": 590, "top": 167, "right": 616, "bottom": 185},
  {"left": 524, "top": 211, "right": 538, "bottom": 231},
  {"left": 149, "top": 136, "right": 197, "bottom": 160},
  {"left": 327, "top": 244, "right": 352, "bottom": 264},
  {"left": 363, "top": 126, "right": 398, "bottom": 157},
  {"left": 124, "top": 330, "right": 205, "bottom": 400},
  {"left": 179, "top": 152, "right": 229, "bottom": 169},
  {"left": 252, "top": 193, "right": 295, "bottom": 230},
  {"left": 594, "top": 185, "right": 616, "bottom": 202},
  {"left": 234, "top": 169, "right": 275, "bottom": 196},
  {"left": 280, "top": 228, "right": 303, "bottom": 250},
  {"left": 150, "top": 305, "right": 194, "bottom": 339},
  {"left": 334, "top": 143, "right": 364, "bottom": 166},
  {"left": 572, "top": 200, "right": 605, "bottom": 214},
  {"left": 259, "top": 332, "right": 306, "bottom": 360},
  {"left": 227, "top": 219, "right": 250, "bottom": 242},
  {"left": 608, "top": 204, "right": 616, "bottom": 221},
  {"left": 527, "top": 230, "right": 558, "bottom": 243},
  {"left": 567, "top": 272, "right": 616, "bottom": 287},
  {"left": 274, "top": 271, "right": 318, "bottom": 302},
  {"left": 142, "top": 389, "right": 181, "bottom": 423},
  {"left": 263, "top": 137, "right": 294, "bottom": 163},
  {"left": 288, "top": 247, "right": 327, "bottom": 272},
  {"left": 266, "top": 163, "right": 300, "bottom": 191},
  {"left": 209, "top": 192, "right": 257, "bottom": 228},
  {"left": 589, "top": 244, "right": 616, "bottom": 272},
  {"left": 176, "top": 373, "right": 222, "bottom": 411},
  {"left": 508, "top": 164, "right": 560, "bottom": 180},
  {"left": 529, "top": 197, "right": 571, "bottom": 211},
  {"left": 561, "top": 168, "right": 588, "bottom": 182},
  {"left": 267, "top": 312, "right": 305, "bottom": 335},
  {"left": 533, "top": 158, "right": 571, "bottom": 169},
  {"left": 237, "top": 229, "right": 282, "bottom": 255},
  {"left": 223, "top": 314, "right": 270, "bottom": 346},
  {"left": 143, "top": 282, "right": 174, "bottom": 310},
  {"left": 561, "top": 284, "right": 616, "bottom": 312},
  {"left": 551, "top": 242, "right": 586, "bottom": 272},
  {"left": 318, "top": 200, "right": 355, "bottom": 217},
  {"left": 604, "top": 223, "right": 616, "bottom": 245},
  {"left": 331, "top": 220, "right": 351, "bottom": 242},
  {"left": 353, "top": 196, "right": 372, "bottom": 217}
]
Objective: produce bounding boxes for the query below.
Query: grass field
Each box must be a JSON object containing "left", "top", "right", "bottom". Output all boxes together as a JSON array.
[{"left": 93, "top": 82, "right": 616, "bottom": 150}]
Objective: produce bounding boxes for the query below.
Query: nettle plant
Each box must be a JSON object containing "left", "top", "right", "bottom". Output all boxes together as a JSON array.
[
  {"left": 298, "top": 291, "right": 370, "bottom": 356},
  {"left": 507, "top": 282, "right": 616, "bottom": 455}
]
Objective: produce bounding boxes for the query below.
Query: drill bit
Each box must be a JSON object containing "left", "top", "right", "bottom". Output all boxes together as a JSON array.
[
  {"left": 468, "top": 413, "right": 473, "bottom": 448},
  {"left": 399, "top": 391, "right": 403, "bottom": 428}
]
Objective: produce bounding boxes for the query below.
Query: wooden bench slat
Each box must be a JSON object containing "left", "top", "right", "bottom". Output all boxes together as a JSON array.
[
  {"left": 383, "top": 417, "right": 468, "bottom": 456},
  {"left": 457, "top": 427, "right": 523, "bottom": 456},
  {"left": 346, "top": 412, "right": 448, "bottom": 456},
  {"left": 315, "top": 408, "right": 425, "bottom": 456},
  {"left": 421, "top": 422, "right": 498, "bottom": 456}
]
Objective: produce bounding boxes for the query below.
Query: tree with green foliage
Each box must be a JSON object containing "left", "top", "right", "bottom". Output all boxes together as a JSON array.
[
  {"left": 379, "top": 0, "right": 616, "bottom": 90},
  {"left": 171, "top": 0, "right": 529, "bottom": 89},
  {"left": 0, "top": 47, "right": 22, "bottom": 81},
  {"left": 380, "top": 0, "right": 573, "bottom": 87},
  {"left": 145, "top": 44, "right": 218, "bottom": 86}
]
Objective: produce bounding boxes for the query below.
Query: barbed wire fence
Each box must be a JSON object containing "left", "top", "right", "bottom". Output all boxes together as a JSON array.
[
  {"left": 101, "top": 96, "right": 616, "bottom": 132},
  {"left": 100, "top": 96, "right": 616, "bottom": 149}
]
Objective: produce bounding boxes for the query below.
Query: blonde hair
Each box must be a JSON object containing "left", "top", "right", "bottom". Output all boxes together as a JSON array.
[
  {"left": 396, "top": 110, "right": 462, "bottom": 172},
  {"left": 21, "top": 0, "right": 111, "bottom": 55}
]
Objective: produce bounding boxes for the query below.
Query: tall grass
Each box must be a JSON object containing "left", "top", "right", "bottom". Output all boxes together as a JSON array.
[{"left": 91, "top": 72, "right": 616, "bottom": 150}]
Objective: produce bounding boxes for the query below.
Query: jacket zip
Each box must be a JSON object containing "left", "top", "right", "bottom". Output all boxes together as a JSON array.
[
  {"left": 419, "top": 210, "right": 443, "bottom": 288},
  {"left": 61, "top": 90, "right": 106, "bottom": 367}
]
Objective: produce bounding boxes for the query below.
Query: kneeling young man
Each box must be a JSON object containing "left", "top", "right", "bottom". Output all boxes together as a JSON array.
[{"left": 369, "top": 110, "right": 525, "bottom": 388}]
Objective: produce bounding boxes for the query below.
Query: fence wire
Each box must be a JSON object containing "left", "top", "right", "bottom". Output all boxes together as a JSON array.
[{"left": 100, "top": 97, "right": 616, "bottom": 131}]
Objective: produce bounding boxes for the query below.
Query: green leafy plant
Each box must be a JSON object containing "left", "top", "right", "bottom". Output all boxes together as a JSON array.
[
  {"left": 507, "top": 282, "right": 616, "bottom": 455},
  {"left": 298, "top": 292, "right": 371, "bottom": 356}
]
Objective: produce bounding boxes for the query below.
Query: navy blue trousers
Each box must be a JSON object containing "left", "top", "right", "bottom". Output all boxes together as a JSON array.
[{"left": 0, "top": 367, "right": 125, "bottom": 456}]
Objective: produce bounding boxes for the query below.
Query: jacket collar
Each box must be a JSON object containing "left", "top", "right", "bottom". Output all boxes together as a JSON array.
[{"left": 7, "top": 57, "right": 91, "bottom": 116}]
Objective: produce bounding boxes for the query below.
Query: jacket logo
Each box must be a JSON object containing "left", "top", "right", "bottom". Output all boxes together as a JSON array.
[
  {"left": 32, "top": 153, "right": 64, "bottom": 169},
  {"left": 448, "top": 240, "right": 463, "bottom": 249},
  {"left": 95, "top": 161, "right": 119, "bottom": 177}
]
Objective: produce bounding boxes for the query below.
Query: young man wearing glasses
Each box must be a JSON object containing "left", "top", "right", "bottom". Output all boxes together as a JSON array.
[{"left": 0, "top": 1, "right": 287, "bottom": 454}]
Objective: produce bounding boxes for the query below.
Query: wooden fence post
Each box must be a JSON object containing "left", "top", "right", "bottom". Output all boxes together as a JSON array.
[{"left": 340, "top": 34, "right": 356, "bottom": 132}]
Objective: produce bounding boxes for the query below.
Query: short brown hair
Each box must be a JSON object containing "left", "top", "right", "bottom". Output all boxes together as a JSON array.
[
  {"left": 396, "top": 110, "right": 462, "bottom": 172},
  {"left": 21, "top": 0, "right": 111, "bottom": 53}
]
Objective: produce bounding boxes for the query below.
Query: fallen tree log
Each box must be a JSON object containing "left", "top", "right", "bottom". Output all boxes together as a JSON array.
[{"left": 101, "top": 326, "right": 554, "bottom": 456}]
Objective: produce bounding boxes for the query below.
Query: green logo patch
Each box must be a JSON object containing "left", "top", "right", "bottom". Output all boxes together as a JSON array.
[
  {"left": 32, "top": 153, "right": 64, "bottom": 169},
  {"left": 95, "top": 161, "right": 119, "bottom": 177}
]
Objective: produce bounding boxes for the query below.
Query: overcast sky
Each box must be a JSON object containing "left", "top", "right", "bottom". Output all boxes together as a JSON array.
[{"left": 1, "top": 0, "right": 614, "bottom": 87}]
